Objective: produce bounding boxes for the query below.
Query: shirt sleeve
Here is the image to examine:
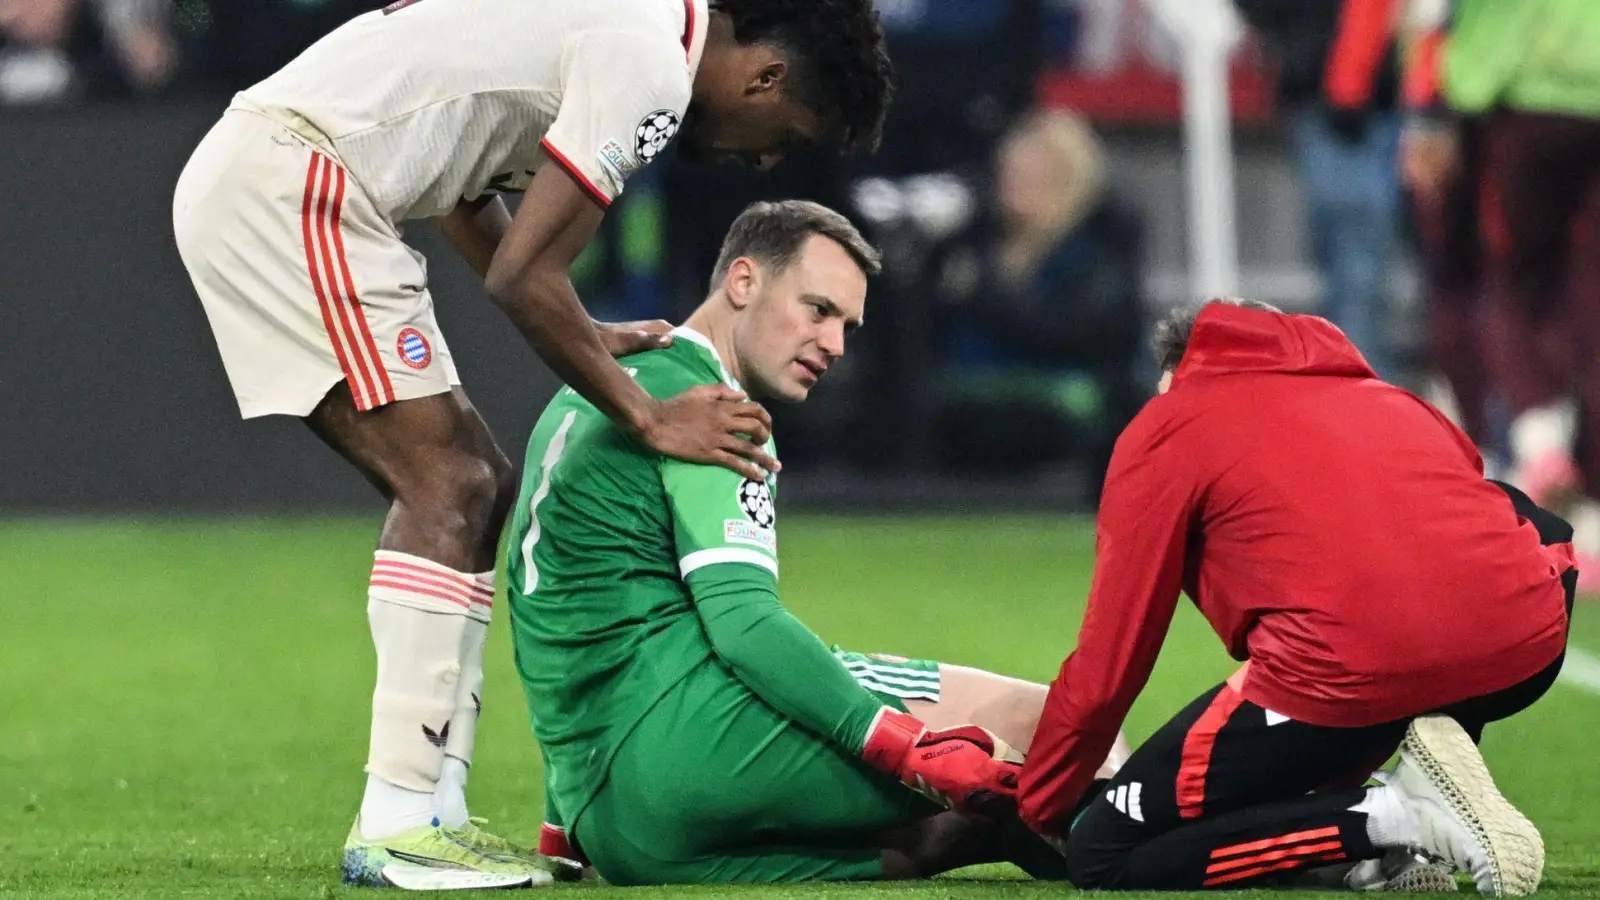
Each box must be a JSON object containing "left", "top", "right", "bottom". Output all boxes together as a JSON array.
[
  {"left": 1018, "top": 404, "right": 1198, "bottom": 834},
  {"left": 541, "top": 30, "right": 691, "bottom": 207},
  {"left": 686, "top": 566, "right": 886, "bottom": 753},
  {"left": 664, "top": 459, "right": 884, "bottom": 753},
  {"left": 662, "top": 455, "right": 781, "bottom": 581}
]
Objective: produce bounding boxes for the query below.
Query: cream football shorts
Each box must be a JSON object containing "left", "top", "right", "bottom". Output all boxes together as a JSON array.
[{"left": 173, "top": 108, "right": 459, "bottom": 418}]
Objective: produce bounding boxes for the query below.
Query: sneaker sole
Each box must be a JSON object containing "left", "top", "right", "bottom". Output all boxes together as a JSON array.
[
  {"left": 1401, "top": 716, "right": 1543, "bottom": 897},
  {"left": 1384, "top": 862, "right": 1460, "bottom": 893},
  {"left": 341, "top": 847, "right": 553, "bottom": 890},
  {"left": 380, "top": 862, "right": 545, "bottom": 891}
]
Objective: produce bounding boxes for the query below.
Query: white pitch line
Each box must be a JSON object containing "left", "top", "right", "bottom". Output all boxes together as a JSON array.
[{"left": 1559, "top": 645, "right": 1600, "bottom": 696}]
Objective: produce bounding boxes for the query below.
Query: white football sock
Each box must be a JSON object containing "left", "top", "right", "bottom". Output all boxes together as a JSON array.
[
  {"left": 437, "top": 757, "right": 470, "bottom": 830},
  {"left": 359, "top": 551, "right": 476, "bottom": 839},
  {"left": 1351, "top": 784, "right": 1416, "bottom": 848},
  {"left": 360, "top": 774, "right": 438, "bottom": 840},
  {"left": 438, "top": 570, "right": 493, "bottom": 829}
]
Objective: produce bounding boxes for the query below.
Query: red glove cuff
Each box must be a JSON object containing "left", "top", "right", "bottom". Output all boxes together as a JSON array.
[
  {"left": 861, "top": 707, "right": 922, "bottom": 774},
  {"left": 538, "top": 822, "right": 588, "bottom": 866}
]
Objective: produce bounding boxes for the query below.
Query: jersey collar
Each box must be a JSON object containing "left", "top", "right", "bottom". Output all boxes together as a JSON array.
[
  {"left": 671, "top": 325, "right": 740, "bottom": 389},
  {"left": 672, "top": 324, "right": 779, "bottom": 470}
]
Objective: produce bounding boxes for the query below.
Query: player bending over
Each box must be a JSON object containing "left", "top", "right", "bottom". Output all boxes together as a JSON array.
[
  {"left": 171, "top": 0, "right": 892, "bottom": 890},
  {"left": 506, "top": 200, "right": 1130, "bottom": 885},
  {"left": 1019, "top": 299, "right": 1575, "bottom": 896}
]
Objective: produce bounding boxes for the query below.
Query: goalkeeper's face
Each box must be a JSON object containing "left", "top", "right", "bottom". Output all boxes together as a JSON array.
[{"left": 732, "top": 234, "right": 867, "bottom": 403}]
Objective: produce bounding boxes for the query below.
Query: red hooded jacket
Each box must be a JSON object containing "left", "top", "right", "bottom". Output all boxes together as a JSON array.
[{"left": 1018, "top": 304, "right": 1572, "bottom": 834}]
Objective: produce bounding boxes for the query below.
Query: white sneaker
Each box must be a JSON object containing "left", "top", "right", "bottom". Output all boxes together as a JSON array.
[{"left": 1394, "top": 716, "right": 1543, "bottom": 896}]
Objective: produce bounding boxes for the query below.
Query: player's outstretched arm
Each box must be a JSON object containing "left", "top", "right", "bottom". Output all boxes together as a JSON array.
[
  {"left": 483, "top": 166, "right": 655, "bottom": 426},
  {"left": 691, "top": 567, "right": 1019, "bottom": 815},
  {"left": 1019, "top": 412, "right": 1194, "bottom": 835},
  {"left": 440, "top": 196, "right": 685, "bottom": 359},
  {"left": 482, "top": 166, "right": 778, "bottom": 480}
]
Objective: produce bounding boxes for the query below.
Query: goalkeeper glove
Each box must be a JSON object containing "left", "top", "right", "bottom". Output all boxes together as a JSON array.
[
  {"left": 861, "top": 708, "right": 1021, "bottom": 814},
  {"left": 537, "top": 823, "right": 589, "bottom": 868}
]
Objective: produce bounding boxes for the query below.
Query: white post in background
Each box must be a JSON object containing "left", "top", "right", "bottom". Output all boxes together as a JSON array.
[
  {"left": 1180, "top": 18, "right": 1239, "bottom": 298},
  {"left": 1145, "top": 0, "right": 1243, "bottom": 300}
]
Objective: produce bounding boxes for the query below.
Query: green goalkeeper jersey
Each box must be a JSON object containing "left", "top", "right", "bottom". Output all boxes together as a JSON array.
[{"left": 506, "top": 328, "right": 885, "bottom": 829}]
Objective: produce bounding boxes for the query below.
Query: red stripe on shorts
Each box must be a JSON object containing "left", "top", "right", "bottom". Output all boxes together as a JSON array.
[
  {"left": 302, "top": 155, "right": 361, "bottom": 404},
  {"left": 314, "top": 157, "right": 382, "bottom": 409},
  {"left": 1175, "top": 683, "right": 1246, "bottom": 819},
  {"left": 329, "top": 165, "right": 395, "bottom": 405}
]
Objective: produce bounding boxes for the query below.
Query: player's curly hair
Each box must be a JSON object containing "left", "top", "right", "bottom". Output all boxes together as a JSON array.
[
  {"left": 710, "top": 0, "right": 894, "bottom": 154},
  {"left": 1152, "top": 297, "right": 1283, "bottom": 373}
]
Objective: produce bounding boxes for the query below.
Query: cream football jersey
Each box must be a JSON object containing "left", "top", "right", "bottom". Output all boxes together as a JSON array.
[{"left": 234, "top": 0, "right": 707, "bottom": 223}]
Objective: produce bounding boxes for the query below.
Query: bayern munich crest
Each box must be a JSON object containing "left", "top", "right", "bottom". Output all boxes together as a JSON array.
[{"left": 397, "top": 327, "right": 432, "bottom": 370}]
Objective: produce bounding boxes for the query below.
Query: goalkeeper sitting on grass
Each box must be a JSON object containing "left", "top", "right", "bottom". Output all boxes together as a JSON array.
[{"left": 504, "top": 199, "right": 1129, "bottom": 886}]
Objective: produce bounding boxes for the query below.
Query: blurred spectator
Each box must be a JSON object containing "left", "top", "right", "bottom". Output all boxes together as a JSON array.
[
  {"left": 1407, "top": 119, "right": 1493, "bottom": 454},
  {"left": 1396, "top": 6, "right": 1494, "bottom": 460},
  {"left": 1235, "top": 0, "right": 1403, "bottom": 379},
  {"left": 1402, "top": 0, "right": 1600, "bottom": 589},
  {"left": 97, "top": 0, "right": 174, "bottom": 90},
  {"left": 930, "top": 111, "right": 1145, "bottom": 481},
  {"left": 0, "top": 0, "right": 78, "bottom": 103},
  {"left": 0, "top": 0, "right": 176, "bottom": 104}
]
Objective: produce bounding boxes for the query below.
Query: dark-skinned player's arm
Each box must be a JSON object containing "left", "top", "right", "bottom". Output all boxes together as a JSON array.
[
  {"left": 462, "top": 167, "right": 778, "bottom": 481},
  {"left": 439, "top": 194, "right": 677, "bottom": 360},
  {"left": 1018, "top": 404, "right": 1198, "bottom": 836}
]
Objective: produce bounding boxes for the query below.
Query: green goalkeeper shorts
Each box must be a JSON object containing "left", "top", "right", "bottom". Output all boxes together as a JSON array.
[{"left": 568, "top": 649, "right": 943, "bottom": 886}]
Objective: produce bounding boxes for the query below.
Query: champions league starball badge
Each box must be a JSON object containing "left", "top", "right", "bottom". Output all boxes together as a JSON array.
[
  {"left": 634, "top": 110, "right": 681, "bottom": 165},
  {"left": 736, "top": 478, "right": 775, "bottom": 528}
]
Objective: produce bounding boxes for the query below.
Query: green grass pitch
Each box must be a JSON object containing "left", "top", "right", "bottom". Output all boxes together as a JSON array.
[{"left": 4, "top": 516, "right": 1599, "bottom": 899}]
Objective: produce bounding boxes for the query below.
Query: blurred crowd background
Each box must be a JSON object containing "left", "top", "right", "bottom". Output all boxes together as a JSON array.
[{"left": 7, "top": 0, "right": 1600, "bottom": 574}]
